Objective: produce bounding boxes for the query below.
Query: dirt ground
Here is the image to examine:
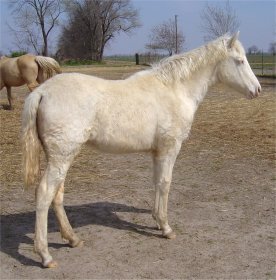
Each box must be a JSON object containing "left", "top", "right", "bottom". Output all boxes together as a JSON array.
[{"left": 0, "top": 65, "right": 275, "bottom": 279}]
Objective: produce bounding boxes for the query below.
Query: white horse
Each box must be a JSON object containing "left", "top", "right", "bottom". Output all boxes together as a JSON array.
[{"left": 22, "top": 32, "right": 261, "bottom": 268}]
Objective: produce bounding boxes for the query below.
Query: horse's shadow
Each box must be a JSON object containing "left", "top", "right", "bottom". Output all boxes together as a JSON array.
[
  {"left": 0, "top": 104, "right": 12, "bottom": 110},
  {"left": 0, "top": 202, "right": 157, "bottom": 267}
]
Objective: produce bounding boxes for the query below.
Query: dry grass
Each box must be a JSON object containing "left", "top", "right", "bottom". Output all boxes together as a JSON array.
[
  {"left": 0, "top": 66, "right": 275, "bottom": 193},
  {"left": 188, "top": 80, "right": 275, "bottom": 161},
  {"left": 0, "top": 65, "right": 275, "bottom": 279}
]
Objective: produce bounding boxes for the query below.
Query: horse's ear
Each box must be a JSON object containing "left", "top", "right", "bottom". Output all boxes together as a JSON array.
[{"left": 228, "top": 31, "right": 240, "bottom": 49}]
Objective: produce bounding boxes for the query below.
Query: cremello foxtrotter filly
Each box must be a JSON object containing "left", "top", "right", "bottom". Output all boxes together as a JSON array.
[{"left": 22, "top": 33, "right": 261, "bottom": 268}]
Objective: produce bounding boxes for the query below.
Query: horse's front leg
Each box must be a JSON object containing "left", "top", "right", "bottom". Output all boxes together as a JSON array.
[{"left": 152, "top": 144, "right": 180, "bottom": 239}]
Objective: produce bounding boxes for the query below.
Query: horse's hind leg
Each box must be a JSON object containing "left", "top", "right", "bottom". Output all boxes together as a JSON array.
[
  {"left": 35, "top": 161, "right": 71, "bottom": 268},
  {"left": 53, "top": 182, "right": 84, "bottom": 248},
  {"left": 6, "top": 87, "right": 13, "bottom": 110}
]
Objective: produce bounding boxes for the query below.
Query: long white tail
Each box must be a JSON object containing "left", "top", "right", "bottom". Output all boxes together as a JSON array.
[
  {"left": 22, "top": 90, "right": 44, "bottom": 189},
  {"left": 35, "top": 56, "right": 62, "bottom": 81}
]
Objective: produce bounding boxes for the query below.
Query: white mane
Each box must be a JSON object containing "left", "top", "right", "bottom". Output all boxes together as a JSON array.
[{"left": 153, "top": 35, "right": 231, "bottom": 84}]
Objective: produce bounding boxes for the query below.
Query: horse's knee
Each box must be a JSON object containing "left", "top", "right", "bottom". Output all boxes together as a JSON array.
[{"left": 157, "top": 177, "right": 171, "bottom": 194}]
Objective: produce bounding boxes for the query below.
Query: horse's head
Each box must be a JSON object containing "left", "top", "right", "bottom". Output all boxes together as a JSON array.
[{"left": 217, "top": 32, "right": 261, "bottom": 99}]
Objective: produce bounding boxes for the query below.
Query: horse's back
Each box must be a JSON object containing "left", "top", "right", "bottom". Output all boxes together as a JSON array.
[{"left": 36, "top": 72, "right": 160, "bottom": 154}]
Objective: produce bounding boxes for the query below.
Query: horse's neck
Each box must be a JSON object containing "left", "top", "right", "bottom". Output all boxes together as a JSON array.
[{"left": 182, "top": 63, "right": 218, "bottom": 108}]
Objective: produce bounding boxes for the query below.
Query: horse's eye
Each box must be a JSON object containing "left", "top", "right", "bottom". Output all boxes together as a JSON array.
[{"left": 238, "top": 58, "right": 244, "bottom": 64}]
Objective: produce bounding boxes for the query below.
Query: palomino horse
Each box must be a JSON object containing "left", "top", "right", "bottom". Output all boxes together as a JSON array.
[
  {"left": 0, "top": 54, "right": 61, "bottom": 109},
  {"left": 22, "top": 33, "right": 261, "bottom": 268}
]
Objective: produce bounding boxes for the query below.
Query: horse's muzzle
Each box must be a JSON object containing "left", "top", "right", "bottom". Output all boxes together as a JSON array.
[{"left": 249, "top": 85, "right": 262, "bottom": 99}]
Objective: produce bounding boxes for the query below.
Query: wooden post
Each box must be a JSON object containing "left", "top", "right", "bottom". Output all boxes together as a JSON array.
[
  {"left": 261, "top": 50, "right": 264, "bottom": 75},
  {"left": 135, "top": 53, "right": 139, "bottom": 65}
]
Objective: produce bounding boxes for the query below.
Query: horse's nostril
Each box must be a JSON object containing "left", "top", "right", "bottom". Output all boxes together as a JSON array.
[{"left": 258, "top": 86, "right": 261, "bottom": 94}]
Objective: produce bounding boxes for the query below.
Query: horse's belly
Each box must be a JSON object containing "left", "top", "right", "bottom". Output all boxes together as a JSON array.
[
  {"left": 6, "top": 77, "right": 25, "bottom": 87},
  {"left": 3, "top": 71, "right": 25, "bottom": 87},
  {"left": 88, "top": 134, "right": 154, "bottom": 153},
  {"left": 88, "top": 125, "right": 156, "bottom": 153},
  {"left": 87, "top": 102, "right": 158, "bottom": 153}
]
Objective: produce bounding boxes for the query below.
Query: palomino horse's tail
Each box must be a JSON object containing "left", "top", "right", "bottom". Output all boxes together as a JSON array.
[
  {"left": 35, "top": 56, "right": 62, "bottom": 81},
  {"left": 22, "top": 90, "right": 43, "bottom": 189}
]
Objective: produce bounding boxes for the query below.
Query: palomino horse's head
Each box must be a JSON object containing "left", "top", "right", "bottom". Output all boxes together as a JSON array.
[{"left": 217, "top": 32, "right": 261, "bottom": 99}]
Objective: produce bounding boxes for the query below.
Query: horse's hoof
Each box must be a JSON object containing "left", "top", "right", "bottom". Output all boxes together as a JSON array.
[
  {"left": 69, "top": 239, "right": 84, "bottom": 248},
  {"left": 43, "top": 260, "right": 58, "bottom": 268},
  {"left": 163, "top": 231, "right": 176, "bottom": 239}
]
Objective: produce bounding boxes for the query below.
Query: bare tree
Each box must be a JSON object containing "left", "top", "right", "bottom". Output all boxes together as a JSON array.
[
  {"left": 9, "top": 0, "right": 64, "bottom": 56},
  {"left": 200, "top": 1, "right": 239, "bottom": 41},
  {"left": 146, "top": 18, "right": 185, "bottom": 56},
  {"left": 58, "top": 0, "right": 140, "bottom": 62},
  {"left": 248, "top": 45, "right": 260, "bottom": 55},
  {"left": 269, "top": 42, "right": 276, "bottom": 55}
]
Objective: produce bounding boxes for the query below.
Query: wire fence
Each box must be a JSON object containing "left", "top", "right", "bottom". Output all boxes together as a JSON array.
[
  {"left": 135, "top": 52, "right": 276, "bottom": 76},
  {"left": 106, "top": 52, "right": 275, "bottom": 77},
  {"left": 247, "top": 53, "right": 276, "bottom": 76},
  {"left": 135, "top": 52, "right": 167, "bottom": 65}
]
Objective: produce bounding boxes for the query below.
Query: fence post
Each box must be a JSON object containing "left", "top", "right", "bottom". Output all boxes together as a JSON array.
[
  {"left": 135, "top": 53, "right": 139, "bottom": 65},
  {"left": 261, "top": 50, "right": 264, "bottom": 75}
]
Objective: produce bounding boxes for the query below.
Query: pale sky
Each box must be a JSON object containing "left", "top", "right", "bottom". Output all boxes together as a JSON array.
[{"left": 0, "top": 0, "right": 275, "bottom": 55}]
